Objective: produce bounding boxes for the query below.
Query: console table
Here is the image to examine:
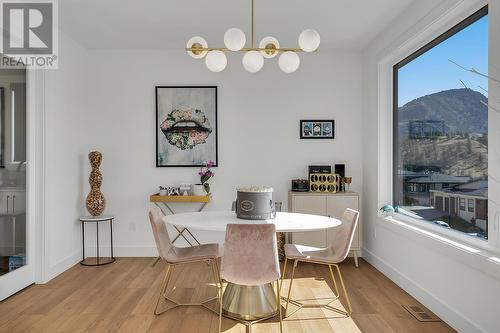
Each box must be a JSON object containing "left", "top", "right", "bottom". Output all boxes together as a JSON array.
[{"left": 149, "top": 194, "right": 211, "bottom": 246}]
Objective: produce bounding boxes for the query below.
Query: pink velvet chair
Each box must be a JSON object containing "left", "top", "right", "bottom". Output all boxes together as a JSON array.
[
  {"left": 148, "top": 205, "right": 222, "bottom": 315},
  {"left": 281, "top": 208, "right": 359, "bottom": 318},
  {"left": 218, "top": 223, "right": 283, "bottom": 333}
]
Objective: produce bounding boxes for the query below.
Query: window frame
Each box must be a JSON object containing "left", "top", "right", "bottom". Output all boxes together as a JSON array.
[
  {"left": 460, "top": 198, "right": 466, "bottom": 211},
  {"left": 392, "top": 6, "right": 488, "bottom": 236},
  {"left": 468, "top": 199, "right": 475, "bottom": 213}
]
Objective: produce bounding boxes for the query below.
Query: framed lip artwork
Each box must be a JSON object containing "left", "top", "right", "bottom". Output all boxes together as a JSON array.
[
  {"left": 300, "top": 120, "right": 334, "bottom": 139},
  {"left": 156, "top": 86, "right": 218, "bottom": 167}
]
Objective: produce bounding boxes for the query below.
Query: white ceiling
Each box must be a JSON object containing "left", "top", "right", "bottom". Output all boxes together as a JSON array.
[{"left": 59, "top": 0, "right": 414, "bottom": 50}]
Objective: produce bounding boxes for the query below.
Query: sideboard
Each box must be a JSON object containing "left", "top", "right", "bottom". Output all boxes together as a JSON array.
[{"left": 288, "top": 191, "right": 361, "bottom": 267}]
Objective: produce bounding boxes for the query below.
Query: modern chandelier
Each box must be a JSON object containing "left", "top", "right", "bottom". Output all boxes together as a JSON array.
[{"left": 185, "top": 0, "right": 320, "bottom": 73}]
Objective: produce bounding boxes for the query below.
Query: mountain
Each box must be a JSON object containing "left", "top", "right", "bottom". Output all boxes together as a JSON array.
[{"left": 398, "top": 88, "right": 488, "bottom": 134}]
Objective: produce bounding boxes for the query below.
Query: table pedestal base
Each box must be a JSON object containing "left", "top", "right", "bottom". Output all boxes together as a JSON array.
[{"left": 222, "top": 283, "right": 278, "bottom": 321}]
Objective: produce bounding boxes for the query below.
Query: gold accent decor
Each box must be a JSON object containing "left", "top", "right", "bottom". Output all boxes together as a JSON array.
[
  {"left": 191, "top": 42, "right": 203, "bottom": 55},
  {"left": 265, "top": 43, "right": 277, "bottom": 55},
  {"left": 85, "top": 151, "right": 106, "bottom": 216},
  {"left": 185, "top": 46, "right": 312, "bottom": 53},
  {"left": 309, "top": 173, "right": 340, "bottom": 193}
]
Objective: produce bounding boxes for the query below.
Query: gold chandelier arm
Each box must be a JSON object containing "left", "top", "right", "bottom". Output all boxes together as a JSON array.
[
  {"left": 251, "top": 0, "right": 255, "bottom": 48},
  {"left": 186, "top": 47, "right": 315, "bottom": 53}
]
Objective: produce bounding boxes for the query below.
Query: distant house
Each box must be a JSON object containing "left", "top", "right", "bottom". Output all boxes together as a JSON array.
[
  {"left": 404, "top": 173, "right": 471, "bottom": 205},
  {"left": 430, "top": 180, "right": 488, "bottom": 231},
  {"left": 409, "top": 120, "right": 445, "bottom": 139}
]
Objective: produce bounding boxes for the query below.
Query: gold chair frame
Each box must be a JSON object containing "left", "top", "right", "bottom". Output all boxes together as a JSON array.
[
  {"left": 154, "top": 257, "right": 221, "bottom": 315},
  {"left": 280, "top": 258, "right": 352, "bottom": 318}
]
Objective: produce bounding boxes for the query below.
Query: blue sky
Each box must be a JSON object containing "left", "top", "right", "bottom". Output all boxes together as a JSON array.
[{"left": 398, "top": 15, "right": 488, "bottom": 107}]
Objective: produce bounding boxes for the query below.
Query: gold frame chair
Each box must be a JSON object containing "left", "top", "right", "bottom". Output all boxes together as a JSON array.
[
  {"left": 280, "top": 258, "right": 352, "bottom": 318},
  {"left": 155, "top": 257, "right": 221, "bottom": 315},
  {"left": 149, "top": 205, "right": 222, "bottom": 316},
  {"left": 280, "top": 208, "right": 359, "bottom": 318}
]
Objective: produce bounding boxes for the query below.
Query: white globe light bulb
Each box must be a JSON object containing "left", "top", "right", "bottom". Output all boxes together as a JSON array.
[
  {"left": 224, "top": 28, "right": 246, "bottom": 51},
  {"left": 205, "top": 50, "right": 227, "bottom": 72},
  {"left": 298, "top": 29, "right": 320, "bottom": 52},
  {"left": 279, "top": 51, "right": 300, "bottom": 73},
  {"left": 242, "top": 51, "right": 264, "bottom": 73},
  {"left": 186, "top": 36, "right": 208, "bottom": 59},
  {"left": 259, "top": 36, "right": 280, "bottom": 59}
]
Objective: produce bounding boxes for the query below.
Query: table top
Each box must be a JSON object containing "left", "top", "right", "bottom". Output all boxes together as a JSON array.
[
  {"left": 164, "top": 211, "right": 341, "bottom": 233},
  {"left": 80, "top": 215, "right": 115, "bottom": 222}
]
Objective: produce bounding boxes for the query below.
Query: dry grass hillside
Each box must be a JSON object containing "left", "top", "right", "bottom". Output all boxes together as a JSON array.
[{"left": 400, "top": 135, "right": 487, "bottom": 178}]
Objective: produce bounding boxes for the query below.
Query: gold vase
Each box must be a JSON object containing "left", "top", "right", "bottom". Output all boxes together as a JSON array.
[{"left": 85, "top": 151, "right": 106, "bottom": 216}]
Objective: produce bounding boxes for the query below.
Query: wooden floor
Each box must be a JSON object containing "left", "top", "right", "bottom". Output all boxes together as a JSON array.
[{"left": 0, "top": 257, "right": 455, "bottom": 333}]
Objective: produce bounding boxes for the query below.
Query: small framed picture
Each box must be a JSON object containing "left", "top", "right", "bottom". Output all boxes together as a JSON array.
[{"left": 300, "top": 120, "right": 334, "bottom": 139}]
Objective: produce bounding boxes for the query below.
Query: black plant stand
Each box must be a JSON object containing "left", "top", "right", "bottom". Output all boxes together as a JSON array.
[{"left": 80, "top": 215, "right": 116, "bottom": 266}]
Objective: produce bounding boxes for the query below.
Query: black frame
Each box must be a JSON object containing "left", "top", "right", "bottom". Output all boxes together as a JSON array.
[
  {"left": 155, "top": 86, "right": 218, "bottom": 167},
  {"left": 393, "top": 5, "right": 488, "bottom": 206},
  {"left": 300, "top": 119, "right": 335, "bottom": 139}
]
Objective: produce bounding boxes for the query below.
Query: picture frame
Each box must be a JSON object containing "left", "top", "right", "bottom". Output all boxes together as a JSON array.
[
  {"left": 156, "top": 86, "right": 218, "bottom": 167},
  {"left": 300, "top": 120, "right": 335, "bottom": 139}
]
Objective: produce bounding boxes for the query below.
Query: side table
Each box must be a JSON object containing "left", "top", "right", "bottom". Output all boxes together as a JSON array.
[{"left": 80, "top": 215, "right": 116, "bottom": 266}]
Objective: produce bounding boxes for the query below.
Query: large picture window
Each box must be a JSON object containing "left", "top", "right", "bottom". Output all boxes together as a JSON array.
[{"left": 393, "top": 6, "right": 488, "bottom": 240}]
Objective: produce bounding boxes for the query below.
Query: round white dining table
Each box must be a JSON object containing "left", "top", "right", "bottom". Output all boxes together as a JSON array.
[
  {"left": 165, "top": 210, "right": 341, "bottom": 233},
  {"left": 163, "top": 210, "right": 341, "bottom": 321}
]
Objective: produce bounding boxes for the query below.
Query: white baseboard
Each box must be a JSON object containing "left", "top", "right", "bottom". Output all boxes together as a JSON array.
[
  {"left": 43, "top": 250, "right": 81, "bottom": 283},
  {"left": 363, "top": 248, "right": 486, "bottom": 333},
  {"left": 113, "top": 246, "right": 157, "bottom": 257}
]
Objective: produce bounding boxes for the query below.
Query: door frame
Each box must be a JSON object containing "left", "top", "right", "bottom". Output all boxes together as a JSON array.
[{"left": 0, "top": 69, "right": 45, "bottom": 300}]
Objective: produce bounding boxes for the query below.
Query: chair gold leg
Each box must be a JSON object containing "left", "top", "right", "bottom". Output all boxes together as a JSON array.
[
  {"left": 154, "top": 264, "right": 173, "bottom": 315},
  {"left": 334, "top": 264, "right": 353, "bottom": 316},
  {"left": 280, "top": 258, "right": 288, "bottom": 292},
  {"left": 328, "top": 264, "right": 340, "bottom": 299},
  {"left": 284, "top": 260, "right": 298, "bottom": 316},
  {"left": 276, "top": 280, "right": 283, "bottom": 333},
  {"left": 219, "top": 280, "right": 224, "bottom": 333},
  {"left": 212, "top": 259, "right": 224, "bottom": 333},
  {"left": 207, "top": 259, "right": 221, "bottom": 311}
]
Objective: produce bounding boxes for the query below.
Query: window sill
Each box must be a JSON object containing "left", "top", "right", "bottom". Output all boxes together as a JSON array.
[{"left": 377, "top": 213, "right": 500, "bottom": 280}]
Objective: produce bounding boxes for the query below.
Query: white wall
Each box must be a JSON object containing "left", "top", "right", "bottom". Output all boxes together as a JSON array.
[
  {"left": 85, "top": 50, "right": 363, "bottom": 255},
  {"left": 362, "top": 0, "right": 500, "bottom": 332},
  {"left": 42, "top": 32, "right": 90, "bottom": 281}
]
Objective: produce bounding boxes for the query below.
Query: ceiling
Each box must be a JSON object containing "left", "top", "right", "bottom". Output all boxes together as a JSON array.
[{"left": 59, "top": 0, "right": 415, "bottom": 50}]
